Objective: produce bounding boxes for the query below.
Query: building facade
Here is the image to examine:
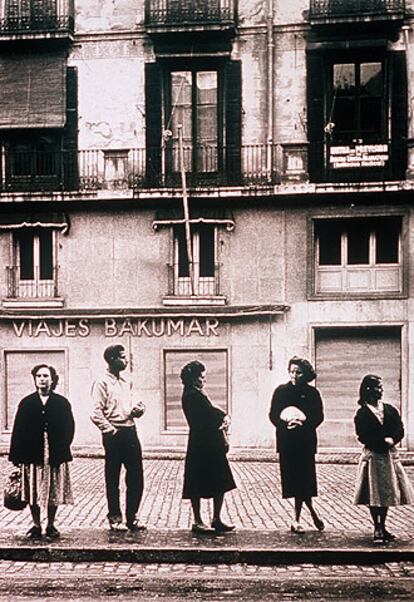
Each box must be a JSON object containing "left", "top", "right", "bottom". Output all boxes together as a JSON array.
[{"left": 0, "top": 0, "right": 413, "bottom": 452}]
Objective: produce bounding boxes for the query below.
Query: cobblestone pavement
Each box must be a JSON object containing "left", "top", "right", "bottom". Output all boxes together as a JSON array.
[
  {"left": 1, "top": 456, "right": 413, "bottom": 535},
  {"left": 0, "top": 559, "right": 413, "bottom": 578}
]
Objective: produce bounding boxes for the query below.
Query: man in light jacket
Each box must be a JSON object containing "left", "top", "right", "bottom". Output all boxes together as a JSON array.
[{"left": 91, "top": 344, "right": 145, "bottom": 531}]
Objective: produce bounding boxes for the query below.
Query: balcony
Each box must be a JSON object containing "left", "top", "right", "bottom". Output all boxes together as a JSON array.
[
  {"left": 6, "top": 266, "right": 59, "bottom": 300},
  {"left": 0, "top": 0, "right": 74, "bottom": 40},
  {"left": 0, "top": 144, "right": 279, "bottom": 193},
  {"left": 309, "top": 0, "right": 405, "bottom": 26},
  {"left": 145, "top": 0, "right": 236, "bottom": 37}
]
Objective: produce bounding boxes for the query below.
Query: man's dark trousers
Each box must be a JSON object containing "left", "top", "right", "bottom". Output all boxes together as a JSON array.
[{"left": 102, "top": 426, "right": 144, "bottom": 526}]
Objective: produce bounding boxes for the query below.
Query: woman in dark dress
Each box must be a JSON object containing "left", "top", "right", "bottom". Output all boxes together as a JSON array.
[
  {"left": 353, "top": 374, "right": 414, "bottom": 543},
  {"left": 269, "top": 356, "right": 324, "bottom": 533},
  {"left": 9, "top": 364, "right": 75, "bottom": 539},
  {"left": 181, "top": 360, "right": 236, "bottom": 534}
]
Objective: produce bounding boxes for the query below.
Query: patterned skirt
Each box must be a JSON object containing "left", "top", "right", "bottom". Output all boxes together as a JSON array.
[
  {"left": 353, "top": 447, "right": 414, "bottom": 507},
  {"left": 21, "top": 433, "right": 74, "bottom": 508}
]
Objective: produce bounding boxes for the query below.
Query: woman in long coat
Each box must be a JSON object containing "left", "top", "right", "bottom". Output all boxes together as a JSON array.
[
  {"left": 181, "top": 360, "right": 236, "bottom": 533},
  {"left": 353, "top": 374, "right": 414, "bottom": 543},
  {"left": 269, "top": 356, "right": 324, "bottom": 533},
  {"left": 9, "top": 364, "right": 75, "bottom": 539}
]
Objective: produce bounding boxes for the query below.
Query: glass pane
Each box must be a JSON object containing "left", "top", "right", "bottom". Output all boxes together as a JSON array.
[
  {"left": 333, "top": 64, "right": 355, "bottom": 93},
  {"left": 360, "top": 97, "right": 382, "bottom": 137},
  {"left": 317, "top": 222, "right": 342, "bottom": 265},
  {"left": 196, "top": 71, "right": 217, "bottom": 171},
  {"left": 347, "top": 221, "right": 370, "bottom": 265},
  {"left": 176, "top": 226, "right": 190, "bottom": 277},
  {"left": 18, "top": 230, "right": 34, "bottom": 280},
  {"left": 376, "top": 219, "right": 400, "bottom": 264},
  {"left": 171, "top": 72, "right": 192, "bottom": 171},
  {"left": 332, "top": 98, "right": 356, "bottom": 139},
  {"left": 360, "top": 63, "right": 382, "bottom": 96},
  {"left": 39, "top": 230, "right": 53, "bottom": 279},
  {"left": 198, "top": 225, "right": 215, "bottom": 277}
]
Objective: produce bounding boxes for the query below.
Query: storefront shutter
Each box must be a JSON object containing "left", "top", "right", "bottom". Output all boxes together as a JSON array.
[
  {"left": 391, "top": 51, "right": 408, "bottom": 180},
  {"left": 0, "top": 52, "right": 66, "bottom": 129},
  {"left": 145, "top": 62, "right": 162, "bottom": 185},
  {"left": 315, "top": 327, "right": 401, "bottom": 449},
  {"left": 306, "top": 52, "right": 325, "bottom": 182},
  {"left": 225, "top": 60, "right": 242, "bottom": 185}
]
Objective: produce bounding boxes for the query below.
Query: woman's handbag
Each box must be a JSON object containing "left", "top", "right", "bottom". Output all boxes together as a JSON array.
[{"left": 4, "top": 468, "right": 27, "bottom": 511}]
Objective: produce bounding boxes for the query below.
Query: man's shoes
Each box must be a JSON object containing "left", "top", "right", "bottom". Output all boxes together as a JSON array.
[
  {"left": 26, "top": 526, "right": 42, "bottom": 539},
  {"left": 191, "top": 522, "right": 212, "bottom": 534},
  {"left": 45, "top": 525, "right": 60, "bottom": 539},
  {"left": 373, "top": 527, "right": 385, "bottom": 543},
  {"left": 126, "top": 520, "right": 147, "bottom": 532},
  {"left": 211, "top": 519, "right": 235, "bottom": 533},
  {"left": 383, "top": 529, "right": 396, "bottom": 542}
]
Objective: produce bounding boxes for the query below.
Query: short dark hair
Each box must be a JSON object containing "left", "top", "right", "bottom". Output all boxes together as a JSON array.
[
  {"left": 103, "top": 344, "right": 126, "bottom": 365},
  {"left": 180, "top": 360, "right": 205, "bottom": 386},
  {"left": 358, "top": 374, "right": 381, "bottom": 405},
  {"left": 31, "top": 364, "right": 59, "bottom": 391},
  {"left": 288, "top": 356, "right": 316, "bottom": 383}
]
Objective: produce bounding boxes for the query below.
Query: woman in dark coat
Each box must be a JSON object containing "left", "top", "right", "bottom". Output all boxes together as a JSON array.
[
  {"left": 353, "top": 374, "right": 414, "bottom": 543},
  {"left": 269, "top": 356, "right": 324, "bottom": 533},
  {"left": 9, "top": 364, "right": 75, "bottom": 539},
  {"left": 181, "top": 360, "right": 236, "bottom": 533}
]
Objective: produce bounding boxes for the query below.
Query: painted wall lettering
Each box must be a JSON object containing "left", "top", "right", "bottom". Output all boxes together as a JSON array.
[{"left": 11, "top": 318, "right": 220, "bottom": 338}]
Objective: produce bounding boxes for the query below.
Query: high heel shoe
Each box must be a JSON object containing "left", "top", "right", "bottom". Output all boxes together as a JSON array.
[
  {"left": 211, "top": 519, "right": 235, "bottom": 533},
  {"left": 313, "top": 517, "right": 325, "bottom": 532},
  {"left": 290, "top": 521, "right": 305, "bottom": 533}
]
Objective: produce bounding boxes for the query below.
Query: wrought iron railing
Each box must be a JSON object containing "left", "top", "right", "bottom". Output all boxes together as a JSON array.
[
  {"left": 146, "top": 0, "right": 236, "bottom": 26},
  {"left": 0, "top": 0, "right": 74, "bottom": 34},
  {"left": 6, "top": 266, "right": 59, "bottom": 299},
  {"left": 310, "top": 0, "right": 405, "bottom": 19},
  {"left": 167, "top": 263, "right": 221, "bottom": 297},
  {"left": 0, "top": 144, "right": 279, "bottom": 192}
]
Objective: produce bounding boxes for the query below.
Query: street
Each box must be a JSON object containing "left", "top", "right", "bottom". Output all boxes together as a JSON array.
[{"left": 0, "top": 560, "right": 413, "bottom": 601}]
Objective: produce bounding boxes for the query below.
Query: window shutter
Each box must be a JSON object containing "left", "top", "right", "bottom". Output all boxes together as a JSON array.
[
  {"left": 391, "top": 52, "right": 407, "bottom": 180},
  {"left": 145, "top": 62, "right": 162, "bottom": 185},
  {"left": 63, "top": 67, "right": 78, "bottom": 190},
  {"left": 225, "top": 60, "right": 242, "bottom": 185},
  {"left": 307, "top": 52, "right": 325, "bottom": 183}
]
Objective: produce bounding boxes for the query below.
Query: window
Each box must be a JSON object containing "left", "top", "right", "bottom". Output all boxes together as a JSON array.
[
  {"left": 314, "top": 217, "right": 402, "bottom": 295},
  {"left": 330, "top": 61, "right": 384, "bottom": 144},
  {"left": 145, "top": 60, "right": 241, "bottom": 185},
  {"left": 164, "top": 349, "right": 228, "bottom": 431},
  {"left": 169, "top": 70, "right": 218, "bottom": 173},
  {"left": 5, "top": 132, "right": 61, "bottom": 191},
  {"left": 307, "top": 51, "right": 407, "bottom": 182},
  {"left": 173, "top": 224, "right": 217, "bottom": 296},
  {"left": 9, "top": 229, "right": 58, "bottom": 298}
]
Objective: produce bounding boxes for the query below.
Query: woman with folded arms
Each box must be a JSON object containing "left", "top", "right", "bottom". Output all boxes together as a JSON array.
[{"left": 353, "top": 374, "right": 414, "bottom": 543}]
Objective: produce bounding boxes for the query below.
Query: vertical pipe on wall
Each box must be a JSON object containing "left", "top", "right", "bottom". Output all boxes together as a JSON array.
[{"left": 266, "top": 0, "right": 275, "bottom": 181}]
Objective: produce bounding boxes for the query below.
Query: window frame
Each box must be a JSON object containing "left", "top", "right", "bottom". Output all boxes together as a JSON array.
[
  {"left": 173, "top": 223, "right": 218, "bottom": 297},
  {"left": 11, "top": 228, "right": 58, "bottom": 299},
  {"left": 308, "top": 213, "right": 407, "bottom": 300},
  {"left": 162, "top": 60, "right": 226, "bottom": 178}
]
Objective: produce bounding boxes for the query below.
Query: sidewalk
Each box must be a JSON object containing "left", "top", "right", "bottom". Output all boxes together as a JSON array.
[{"left": 0, "top": 456, "right": 413, "bottom": 565}]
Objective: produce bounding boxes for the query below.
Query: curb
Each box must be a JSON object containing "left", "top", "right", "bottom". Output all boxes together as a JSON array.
[{"left": 1, "top": 545, "right": 413, "bottom": 565}]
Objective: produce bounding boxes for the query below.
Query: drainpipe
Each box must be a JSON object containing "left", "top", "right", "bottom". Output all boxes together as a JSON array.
[
  {"left": 402, "top": 25, "right": 414, "bottom": 178},
  {"left": 266, "top": 0, "right": 274, "bottom": 182}
]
